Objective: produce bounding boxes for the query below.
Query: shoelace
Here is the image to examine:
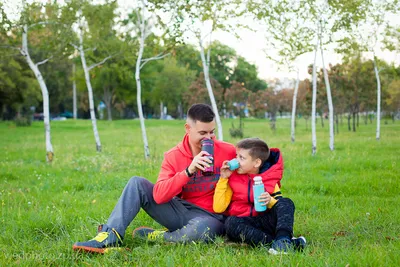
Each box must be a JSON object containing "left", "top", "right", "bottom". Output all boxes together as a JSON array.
[
  {"left": 147, "top": 231, "right": 165, "bottom": 241},
  {"left": 92, "top": 228, "right": 123, "bottom": 243}
]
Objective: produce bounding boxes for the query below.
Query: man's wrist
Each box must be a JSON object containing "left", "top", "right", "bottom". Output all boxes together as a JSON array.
[{"left": 185, "top": 166, "right": 194, "bottom": 177}]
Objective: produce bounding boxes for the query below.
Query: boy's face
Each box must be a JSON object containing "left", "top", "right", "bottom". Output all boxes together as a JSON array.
[{"left": 236, "top": 148, "right": 261, "bottom": 175}]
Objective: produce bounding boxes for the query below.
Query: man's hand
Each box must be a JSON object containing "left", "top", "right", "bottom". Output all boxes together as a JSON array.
[
  {"left": 220, "top": 160, "right": 233, "bottom": 179},
  {"left": 258, "top": 192, "right": 271, "bottom": 206},
  {"left": 187, "top": 151, "right": 213, "bottom": 175}
]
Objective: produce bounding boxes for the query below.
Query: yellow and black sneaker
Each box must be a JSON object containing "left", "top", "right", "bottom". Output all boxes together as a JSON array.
[
  {"left": 73, "top": 224, "right": 123, "bottom": 254},
  {"left": 132, "top": 226, "right": 166, "bottom": 242}
]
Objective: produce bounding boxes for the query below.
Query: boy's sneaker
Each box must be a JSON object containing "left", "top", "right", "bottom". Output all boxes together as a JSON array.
[
  {"left": 72, "top": 224, "right": 123, "bottom": 254},
  {"left": 292, "top": 236, "right": 307, "bottom": 251},
  {"left": 132, "top": 226, "right": 166, "bottom": 242},
  {"left": 268, "top": 236, "right": 293, "bottom": 255}
]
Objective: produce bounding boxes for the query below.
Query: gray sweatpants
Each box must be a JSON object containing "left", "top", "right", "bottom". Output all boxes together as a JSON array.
[{"left": 106, "top": 177, "right": 224, "bottom": 243}]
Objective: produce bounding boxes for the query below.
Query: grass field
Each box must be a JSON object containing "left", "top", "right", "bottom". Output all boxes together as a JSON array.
[{"left": 1, "top": 117, "right": 399, "bottom": 266}]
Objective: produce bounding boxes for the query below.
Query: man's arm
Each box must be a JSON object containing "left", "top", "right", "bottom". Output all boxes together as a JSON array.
[{"left": 153, "top": 157, "right": 190, "bottom": 204}]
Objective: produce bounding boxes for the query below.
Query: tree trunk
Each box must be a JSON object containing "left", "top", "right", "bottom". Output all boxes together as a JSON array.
[
  {"left": 373, "top": 56, "right": 381, "bottom": 141},
  {"left": 357, "top": 112, "right": 359, "bottom": 127},
  {"left": 290, "top": 69, "right": 300, "bottom": 143},
  {"left": 320, "top": 112, "right": 324, "bottom": 127},
  {"left": 136, "top": 18, "right": 150, "bottom": 159},
  {"left": 311, "top": 37, "right": 319, "bottom": 156},
  {"left": 352, "top": 112, "right": 356, "bottom": 132},
  {"left": 335, "top": 114, "right": 339, "bottom": 134},
  {"left": 21, "top": 24, "right": 54, "bottom": 162},
  {"left": 79, "top": 28, "right": 102, "bottom": 152},
  {"left": 178, "top": 102, "right": 183, "bottom": 119},
  {"left": 305, "top": 118, "right": 309, "bottom": 131},
  {"left": 72, "top": 63, "right": 77, "bottom": 119},
  {"left": 160, "top": 101, "right": 164, "bottom": 119},
  {"left": 364, "top": 112, "right": 368, "bottom": 125},
  {"left": 320, "top": 46, "right": 334, "bottom": 151},
  {"left": 348, "top": 113, "right": 351, "bottom": 131},
  {"left": 103, "top": 86, "right": 113, "bottom": 121},
  {"left": 199, "top": 39, "right": 223, "bottom": 141}
]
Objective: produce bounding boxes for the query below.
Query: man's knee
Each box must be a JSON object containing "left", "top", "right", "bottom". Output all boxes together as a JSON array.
[{"left": 127, "top": 176, "right": 153, "bottom": 190}]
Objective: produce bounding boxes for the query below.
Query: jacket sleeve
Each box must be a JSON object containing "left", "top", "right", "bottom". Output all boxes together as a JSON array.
[
  {"left": 213, "top": 178, "right": 233, "bottom": 213},
  {"left": 267, "top": 184, "right": 282, "bottom": 209},
  {"left": 153, "top": 155, "right": 190, "bottom": 204}
]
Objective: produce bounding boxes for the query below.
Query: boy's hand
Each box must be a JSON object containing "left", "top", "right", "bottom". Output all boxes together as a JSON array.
[
  {"left": 188, "top": 151, "right": 213, "bottom": 174},
  {"left": 220, "top": 160, "right": 233, "bottom": 179},
  {"left": 258, "top": 192, "right": 271, "bottom": 206}
]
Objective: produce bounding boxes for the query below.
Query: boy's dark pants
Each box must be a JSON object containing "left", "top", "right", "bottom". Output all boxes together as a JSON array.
[{"left": 224, "top": 198, "right": 295, "bottom": 246}]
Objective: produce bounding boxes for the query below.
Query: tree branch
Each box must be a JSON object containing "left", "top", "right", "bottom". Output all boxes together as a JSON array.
[
  {"left": 70, "top": 43, "right": 79, "bottom": 50},
  {"left": 0, "top": 45, "right": 20, "bottom": 51},
  {"left": 36, "top": 56, "right": 53, "bottom": 66},
  {"left": 140, "top": 53, "right": 170, "bottom": 69},
  {"left": 88, "top": 55, "right": 113, "bottom": 71}
]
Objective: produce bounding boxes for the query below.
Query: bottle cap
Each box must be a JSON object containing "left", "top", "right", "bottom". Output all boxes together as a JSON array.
[{"left": 253, "top": 176, "right": 262, "bottom": 182}]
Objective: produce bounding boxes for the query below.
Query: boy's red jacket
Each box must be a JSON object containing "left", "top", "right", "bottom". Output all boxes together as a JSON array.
[
  {"left": 153, "top": 134, "right": 236, "bottom": 213},
  {"left": 226, "top": 148, "right": 283, "bottom": 217}
]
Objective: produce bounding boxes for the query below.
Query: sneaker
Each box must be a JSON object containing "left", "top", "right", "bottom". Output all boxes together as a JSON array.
[
  {"left": 268, "top": 236, "right": 293, "bottom": 255},
  {"left": 132, "top": 226, "right": 166, "bottom": 242},
  {"left": 72, "top": 224, "right": 123, "bottom": 254},
  {"left": 292, "top": 236, "right": 307, "bottom": 251}
]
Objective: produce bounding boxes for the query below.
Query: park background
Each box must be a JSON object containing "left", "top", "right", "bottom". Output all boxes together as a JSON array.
[{"left": 1, "top": 0, "right": 400, "bottom": 265}]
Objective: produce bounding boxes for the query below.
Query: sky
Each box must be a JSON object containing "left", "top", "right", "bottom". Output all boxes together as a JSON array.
[{"left": 4, "top": 0, "right": 400, "bottom": 82}]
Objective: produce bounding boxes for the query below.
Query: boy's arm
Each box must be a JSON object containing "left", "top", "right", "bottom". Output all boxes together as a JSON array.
[
  {"left": 267, "top": 184, "right": 282, "bottom": 209},
  {"left": 213, "top": 178, "right": 233, "bottom": 213}
]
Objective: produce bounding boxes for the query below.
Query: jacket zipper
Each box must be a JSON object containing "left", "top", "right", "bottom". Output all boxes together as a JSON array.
[{"left": 248, "top": 175, "right": 253, "bottom": 217}]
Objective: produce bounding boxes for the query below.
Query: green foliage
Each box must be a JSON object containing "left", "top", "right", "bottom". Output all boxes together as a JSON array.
[
  {"left": 14, "top": 116, "right": 31, "bottom": 127},
  {"left": 1, "top": 119, "right": 400, "bottom": 265}
]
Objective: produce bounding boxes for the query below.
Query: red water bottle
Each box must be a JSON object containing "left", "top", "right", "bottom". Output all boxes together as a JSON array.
[{"left": 201, "top": 138, "right": 214, "bottom": 176}]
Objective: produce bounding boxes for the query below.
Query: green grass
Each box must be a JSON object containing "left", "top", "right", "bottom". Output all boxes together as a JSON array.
[{"left": 1, "top": 117, "right": 399, "bottom": 266}]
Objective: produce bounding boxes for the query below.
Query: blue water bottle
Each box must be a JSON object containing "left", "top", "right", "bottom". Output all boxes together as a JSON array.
[{"left": 253, "top": 176, "right": 267, "bottom": 212}]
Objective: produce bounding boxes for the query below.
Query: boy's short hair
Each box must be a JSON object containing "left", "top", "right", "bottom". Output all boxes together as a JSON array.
[
  {"left": 187, "top": 103, "right": 215, "bottom": 123},
  {"left": 236, "top": 138, "right": 270, "bottom": 163}
]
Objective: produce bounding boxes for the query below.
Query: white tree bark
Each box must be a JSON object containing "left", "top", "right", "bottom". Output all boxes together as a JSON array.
[
  {"left": 320, "top": 45, "right": 335, "bottom": 151},
  {"left": 160, "top": 101, "right": 164, "bottom": 119},
  {"left": 72, "top": 63, "right": 77, "bottom": 119},
  {"left": 20, "top": 24, "right": 54, "bottom": 162},
  {"left": 199, "top": 40, "right": 223, "bottom": 140},
  {"left": 311, "top": 37, "right": 319, "bottom": 156},
  {"left": 290, "top": 69, "right": 300, "bottom": 143},
  {"left": 136, "top": 8, "right": 150, "bottom": 159},
  {"left": 373, "top": 55, "right": 381, "bottom": 141},
  {"left": 78, "top": 26, "right": 102, "bottom": 152}
]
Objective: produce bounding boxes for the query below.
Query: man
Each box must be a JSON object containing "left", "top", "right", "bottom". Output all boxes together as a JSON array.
[{"left": 73, "top": 103, "right": 236, "bottom": 253}]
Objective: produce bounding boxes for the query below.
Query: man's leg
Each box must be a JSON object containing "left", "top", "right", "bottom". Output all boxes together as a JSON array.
[{"left": 106, "top": 177, "right": 223, "bottom": 239}]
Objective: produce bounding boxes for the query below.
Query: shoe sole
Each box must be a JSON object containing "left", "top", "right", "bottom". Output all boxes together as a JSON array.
[
  {"left": 72, "top": 245, "right": 126, "bottom": 254},
  {"left": 268, "top": 248, "right": 288, "bottom": 255}
]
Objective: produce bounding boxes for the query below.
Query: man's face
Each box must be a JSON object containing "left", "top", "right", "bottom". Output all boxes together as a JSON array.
[
  {"left": 236, "top": 148, "right": 260, "bottom": 175},
  {"left": 185, "top": 119, "right": 216, "bottom": 153}
]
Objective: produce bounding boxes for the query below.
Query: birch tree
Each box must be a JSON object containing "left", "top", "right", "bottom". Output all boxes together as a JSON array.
[
  {"left": 0, "top": 1, "right": 65, "bottom": 162},
  {"left": 158, "top": 0, "right": 245, "bottom": 141},
  {"left": 259, "top": 1, "right": 313, "bottom": 143},
  {"left": 69, "top": 1, "right": 118, "bottom": 152},
  {"left": 122, "top": 0, "right": 171, "bottom": 159},
  {"left": 337, "top": 0, "right": 398, "bottom": 140}
]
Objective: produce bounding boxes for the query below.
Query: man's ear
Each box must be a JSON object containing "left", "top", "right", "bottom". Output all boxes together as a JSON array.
[
  {"left": 184, "top": 122, "right": 190, "bottom": 134},
  {"left": 254, "top": 158, "right": 262, "bottom": 168}
]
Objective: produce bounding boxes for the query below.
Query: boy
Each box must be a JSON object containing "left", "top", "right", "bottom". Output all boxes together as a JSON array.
[{"left": 213, "top": 138, "right": 306, "bottom": 254}]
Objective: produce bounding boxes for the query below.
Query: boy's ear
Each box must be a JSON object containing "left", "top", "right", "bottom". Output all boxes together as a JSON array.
[{"left": 254, "top": 158, "right": 262, "bottom": 168}]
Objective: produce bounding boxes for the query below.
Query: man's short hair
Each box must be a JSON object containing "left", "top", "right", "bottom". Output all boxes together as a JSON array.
[
  {"left": 187, "top": 103, "right": 215, "bottom": 123},
  {"left": 236, "top": 138, "right": 270, "bottom": 163}
]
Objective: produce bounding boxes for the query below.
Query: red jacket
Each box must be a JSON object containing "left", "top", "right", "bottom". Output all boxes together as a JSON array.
[
  {"left": 153, "top": 134, "right": 236, "bottom": 213},
  {"left": 227, "top": 148, "right": 283, "bottom": 217}
]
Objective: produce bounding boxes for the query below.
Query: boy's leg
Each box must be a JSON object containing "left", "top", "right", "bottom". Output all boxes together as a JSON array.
[
  {"left": 106, "top": 176, "right": 224, "bottom": 241},
  {"left": 224, "top": 216, "right": 273, "bottom": 246},
  {"left": 264, "top": 197, "right": 295, "bottom": 239}
]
